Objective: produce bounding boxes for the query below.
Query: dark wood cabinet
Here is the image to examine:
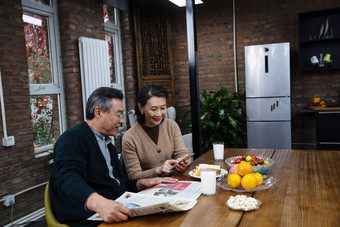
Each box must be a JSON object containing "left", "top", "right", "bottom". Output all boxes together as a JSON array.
[
  {"left": 133, "top": 0, "right": 176, "bottom": 107},
  {"left": 315, "top": 110, "right": 340, "bottom": 150},
  {"left": 298, "top": 8, "right": 340, "bottom": 71}
]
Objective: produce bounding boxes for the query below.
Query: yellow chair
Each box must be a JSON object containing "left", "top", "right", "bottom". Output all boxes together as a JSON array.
[{"left": 44, "top": 183, "right": 69, "bottom": 227}]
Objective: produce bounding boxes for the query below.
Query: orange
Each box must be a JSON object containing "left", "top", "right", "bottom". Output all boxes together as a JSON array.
[
  {"left": 227, "top": 174, "right": 242, "bottom": 189},
  {"left": 237, "top": 162, "right": 253, "bottom": 176},
  {"left": 241, "top": 174, "right": 257, "bottom": 190},
  {"left": 252, "top": 172, "right": 263, "bottom": 186}
]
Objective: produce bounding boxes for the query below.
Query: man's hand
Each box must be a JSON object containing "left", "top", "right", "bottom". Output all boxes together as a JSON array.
[
  {"left": 86, "top": 193, "right": 134, "bottom": 223},
  {"left": 136, "top": 177, "right": 178, "bottom": 191}
]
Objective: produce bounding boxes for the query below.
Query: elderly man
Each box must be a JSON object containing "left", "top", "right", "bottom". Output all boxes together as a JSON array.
[{"left": 49, "top": 87, "right": 177, "bottom": 227}]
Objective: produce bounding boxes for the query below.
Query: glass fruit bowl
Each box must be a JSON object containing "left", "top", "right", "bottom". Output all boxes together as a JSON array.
[
  {"left": 217, "top": 175, "right": 277, "bottom": 192},
  {"left": 225, "top": 156, "right": 274, "bottom": 174}
]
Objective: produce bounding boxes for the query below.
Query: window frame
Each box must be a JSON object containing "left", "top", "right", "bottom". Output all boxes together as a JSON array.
[
  {"left": 22, "top": 0, "right": 66, "bottom": 157},
  {"left": 104, "top": 7, "right": 127, "bottom": 132}
]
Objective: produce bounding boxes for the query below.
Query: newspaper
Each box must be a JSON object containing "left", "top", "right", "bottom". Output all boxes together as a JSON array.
[
  {"left": 138, "top": 180, "right": 202, "bottom": 201},
  {"left": 88, "top": 181, "right": 202, "bottom": 220}
]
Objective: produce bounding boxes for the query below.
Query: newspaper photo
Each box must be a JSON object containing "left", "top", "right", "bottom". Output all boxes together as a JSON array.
[
  {"left": 88, "top": 181, "right": 202, "bottom": 221},
  {"left": 138, "top": 180, "right": 202, "bottom": 201}
]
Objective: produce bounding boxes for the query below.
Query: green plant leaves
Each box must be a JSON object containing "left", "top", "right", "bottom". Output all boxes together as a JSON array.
[{"left": 181, "top": 84, "right": 247, "bottom": 152}]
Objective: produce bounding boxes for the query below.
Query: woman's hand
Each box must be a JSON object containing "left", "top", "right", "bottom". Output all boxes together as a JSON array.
[
  {"left": 156, "top": 159, "right": 178, "bottom": 175},
  {"left": 156, "top": 157, "right": 191, "bottom": 175},
  {"left": 174, "top": 158, "right": 190, "bottom": 172},
  {"left": 136, "top": 177, "right": 178, "bottom": 191}
]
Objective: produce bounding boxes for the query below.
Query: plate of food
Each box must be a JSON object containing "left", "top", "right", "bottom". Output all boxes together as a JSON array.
[
  {"left": 188, "top": 164, "right": 228, "bottom": 179},
  {"left": 225, "top": 155, "right": 274, "bottom": 174}
]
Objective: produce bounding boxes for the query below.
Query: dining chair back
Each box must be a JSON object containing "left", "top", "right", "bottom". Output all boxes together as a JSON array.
[
  {"left": 128, "top": 109, "right": 137, "bottom": 127},
  {"left": 165, "top": 106, "right": 176, "bottom": 121},
  {"left": 44, "top": 183, "right": 69, "bottom": 227},
  {"left": 182, "top": 133, "right": 193, "bottom": 161}
]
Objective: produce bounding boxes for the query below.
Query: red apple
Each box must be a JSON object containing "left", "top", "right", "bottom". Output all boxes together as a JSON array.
[{"left": 229, "top": 164, "right": 238, "bottom": 175}]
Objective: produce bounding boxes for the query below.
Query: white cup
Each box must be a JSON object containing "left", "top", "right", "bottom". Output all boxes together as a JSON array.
[
  {"left": 310, "top": 56, "right": 319, "bottom": 65},
  {"left": 213, "top": 141, "right": 224, "bottom": 161},
  {"left": 200, "top": 168, "right": 216, "bottom": 196}
]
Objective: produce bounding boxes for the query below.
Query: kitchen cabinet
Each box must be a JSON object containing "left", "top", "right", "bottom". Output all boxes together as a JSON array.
[
  {"left": 300, "top": 108, "right": 340, "bottom": 150},
  {"left": 315, "top": 109, "right": 340, "bottom": 150},
  {"left": 298, "top": 7, "right": 340, "bottom": 71}
]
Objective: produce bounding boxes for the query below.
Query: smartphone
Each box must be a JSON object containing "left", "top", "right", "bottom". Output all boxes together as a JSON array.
[{"left": 170, "top": 153, "right": 195, "bottom": 171}]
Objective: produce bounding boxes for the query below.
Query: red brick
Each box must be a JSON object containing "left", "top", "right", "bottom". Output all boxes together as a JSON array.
[{"left": 2, "top": 1, "right": 340, "bottom": 226}]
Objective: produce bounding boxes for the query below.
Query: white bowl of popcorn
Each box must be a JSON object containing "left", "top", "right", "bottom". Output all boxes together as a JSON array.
[{"left": 226, "top": 195, "right": 261, "bottom": 211}]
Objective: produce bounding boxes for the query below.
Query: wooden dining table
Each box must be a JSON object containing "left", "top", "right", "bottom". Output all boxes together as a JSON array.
[{"left": 99, "top": 148, "right": 340, "bottom": 227}]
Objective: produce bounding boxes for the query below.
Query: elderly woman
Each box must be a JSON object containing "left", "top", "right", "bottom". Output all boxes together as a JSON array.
[{"left": 122, "top": 84, "right": 190, "bottom": 180}]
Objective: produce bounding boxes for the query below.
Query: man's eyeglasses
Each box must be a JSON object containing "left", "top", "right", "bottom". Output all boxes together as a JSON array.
[{"left": 112, "top": 113, "right": 125, "bottom": 120}]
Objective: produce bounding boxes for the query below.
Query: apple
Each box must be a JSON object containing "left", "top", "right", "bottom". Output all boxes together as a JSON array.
[
  {"left": 246, "top": 156, "right": 252, "bottom": 162},
  {"left": 229, "top": 164, "right": 238, "bottom": 175}
]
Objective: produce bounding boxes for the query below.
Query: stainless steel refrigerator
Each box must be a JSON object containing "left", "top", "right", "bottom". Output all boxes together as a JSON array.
[{"left": 245, "top": 42, "right": 291, "bottom": 149}]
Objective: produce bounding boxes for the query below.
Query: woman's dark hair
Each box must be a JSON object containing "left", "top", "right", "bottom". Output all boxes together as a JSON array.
[
  {"left": 135, "top": 84, "right": 168, "bottom": 124},
  {"left": 86, "top": 87, "right": 123, "bottom": 120}
]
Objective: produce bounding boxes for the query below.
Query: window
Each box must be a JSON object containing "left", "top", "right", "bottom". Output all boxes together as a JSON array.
[
  {"left": 22, "top": 0, "right": 65, "bottom": 157},
  {"left": 27, "top": 0, "right": 52, "bottom": 7},
  {"left": 103, "top": 4, "right": 126, "bottom": 132}
]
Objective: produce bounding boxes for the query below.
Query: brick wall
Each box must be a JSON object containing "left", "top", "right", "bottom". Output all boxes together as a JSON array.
[
  {"left": 120, "top": 10, "right": 138, "bottom": 124},
  {"left": 1, "top": 0, "right": 340, "bottom": 225},
  {"left": 0, "top": 0, "right": 50, "bottom": 224},
  {"left": 0, "top": 0, "right": 106, "bottom": 225},
  {"left": 58, "top": 0, "right": 105, "bottom": 129},
  {"left": 169, "top": 0, "right": 340, "bottom": 148}
]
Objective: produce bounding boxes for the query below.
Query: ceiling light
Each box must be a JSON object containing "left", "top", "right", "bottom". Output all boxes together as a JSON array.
[{"left": 169, "top": 0, "right": 203, "bottom": 7}]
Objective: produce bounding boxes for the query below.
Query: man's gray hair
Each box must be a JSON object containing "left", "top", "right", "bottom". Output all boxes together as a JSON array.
[{"left": 86, "top": 87, "right": 123, "bottom": 120}]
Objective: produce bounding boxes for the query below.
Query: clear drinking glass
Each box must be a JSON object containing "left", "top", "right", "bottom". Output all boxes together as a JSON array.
[
  {"left": 200, "top": 168, "right": 216, "bottom": 196},
  {"left": 213, "top": 141, "right": 224, "bottom": 161}
]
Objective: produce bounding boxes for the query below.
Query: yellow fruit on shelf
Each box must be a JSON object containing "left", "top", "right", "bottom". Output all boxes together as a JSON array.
[
  {"left": 241, "top": 174, "right": 257, "bottom": 190},
  {"left": 320, "top": 101, "right": 326, "bottom": 107},
  {"left": 227, "top": 174, "right": 241, "bottom": 189},
  {"left": 313, "top": 96, "right": 320, "bottom": 104}
]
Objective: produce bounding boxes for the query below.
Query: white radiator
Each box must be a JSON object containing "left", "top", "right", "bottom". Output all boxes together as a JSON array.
[
  {"left": 4, "top": 207, "right": 45, "bottom": 227},
  {"left": 78, "top": 36, "right": 111, "bottom": 120}
]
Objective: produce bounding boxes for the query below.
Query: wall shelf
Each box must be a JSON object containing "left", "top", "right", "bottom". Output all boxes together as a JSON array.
[
  {"left": 300, "top": 37, "right": 340, "bottom": 44},
  {"left": 298, "top": 7, "right": 340, "bottom": 71}
]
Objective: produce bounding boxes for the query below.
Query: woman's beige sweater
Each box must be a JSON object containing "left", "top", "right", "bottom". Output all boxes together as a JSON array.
[{"left": 122, "top": 119, "right": 188, "bottom": 179}]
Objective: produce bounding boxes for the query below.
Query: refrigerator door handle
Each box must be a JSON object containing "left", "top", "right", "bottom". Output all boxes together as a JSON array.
[{"left": 265, "top": 55, "right": 269, "bottom": 73}]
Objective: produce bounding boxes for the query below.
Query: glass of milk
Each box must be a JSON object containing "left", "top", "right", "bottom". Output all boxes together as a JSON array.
[
  {"left": 200, "top": 168, "right": 216, "bottom": 196},
  {"left": 213, "top": 141, "right": 224, "bottom": 161}
]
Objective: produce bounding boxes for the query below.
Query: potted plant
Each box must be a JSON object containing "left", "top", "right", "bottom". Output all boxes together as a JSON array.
[{"left": 181, "top": 84, "right": 247, "bottom": 152}]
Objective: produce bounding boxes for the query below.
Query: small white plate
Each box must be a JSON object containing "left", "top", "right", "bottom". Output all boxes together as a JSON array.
[{"left": 189, "top": 169, "right": 228, "bottom": 179}]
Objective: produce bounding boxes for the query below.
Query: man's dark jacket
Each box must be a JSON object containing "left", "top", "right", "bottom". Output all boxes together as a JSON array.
[{"left": 50, "top": 122, "right": 138, "bottom": 227}]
